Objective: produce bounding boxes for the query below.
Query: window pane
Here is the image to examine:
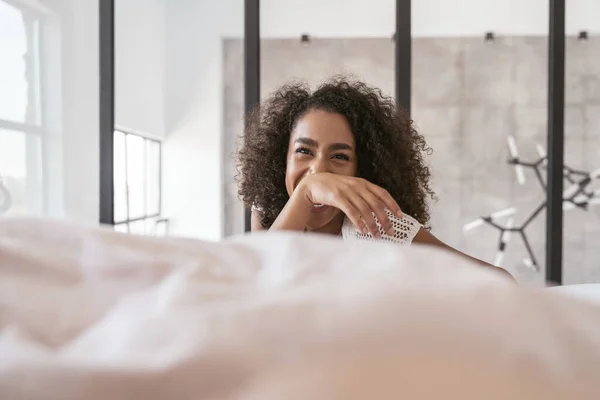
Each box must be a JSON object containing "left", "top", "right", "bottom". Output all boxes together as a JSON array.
[
  {"left": 128, "top": 220, "right": 145, "bottom": 235},
  {"left": 154, "top": 218, "right": 168, "bottom": 236},
  {"left": 113, "top": 131, "right": 128, "bottom": 222},
  {"left": 412, "top": 2, "right": 548, "bottom": 287},
  {"left": 0, "top": 128, "right": 27, "bottom": 216},
  {"left": 564, "top": 3, "right": 600, "bottom": 284},
  {"left": 126, "top": 134, "right": 145, "bottom": 219},
  {"left": 143, "top": 216, "right": 168, "bottom": 236},
  {"left": 145, "top": 140, "right": 160, "bottom": 215},
  {"left": 0, "top": 1, "right": 29, "bottom": 123},
  {"left": 114, "top": 223, "right": 128, "bottom": 233},
  {"left": 143, "top": 216, "right": 156, "bottom": 235}
]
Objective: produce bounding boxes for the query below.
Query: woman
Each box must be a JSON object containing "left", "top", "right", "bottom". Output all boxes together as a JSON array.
[{"left": 237, "top": 76, "right": 514, "bottom": 281}]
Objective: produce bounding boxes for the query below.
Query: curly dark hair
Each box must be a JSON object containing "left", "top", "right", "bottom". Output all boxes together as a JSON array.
[{"left": 236, "top": 76, "right": 435, "bottom": 229}]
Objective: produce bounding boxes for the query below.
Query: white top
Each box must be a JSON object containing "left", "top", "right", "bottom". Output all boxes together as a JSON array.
[{"left": 341, "top": 209, "right": 422, "bottom": 245}]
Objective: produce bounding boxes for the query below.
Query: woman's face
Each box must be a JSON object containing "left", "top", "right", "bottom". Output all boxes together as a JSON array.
[{"left": 285, "top": 109, "right": 358, "bottom": 231}]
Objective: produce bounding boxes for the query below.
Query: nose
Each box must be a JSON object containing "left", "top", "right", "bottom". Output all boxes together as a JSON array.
[{"left": 307, "top": 155, "right": 329, "bottom": 175}]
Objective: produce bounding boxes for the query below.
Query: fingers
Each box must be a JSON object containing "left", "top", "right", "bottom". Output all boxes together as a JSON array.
[
  {"left": 347, "top": 193, "right": 382, "bottom": 238},
  {"left": 337, "top": 198, "right": 370, "bottom": 236},
  {"left": 360, "top": 190, "right": 395, "bottom": 236},
  {"left": 368, "top": 183, "right": 403, "bottom": 218},
  {"left": 325, "top": 176, "right": 403, "bottom": 238}
]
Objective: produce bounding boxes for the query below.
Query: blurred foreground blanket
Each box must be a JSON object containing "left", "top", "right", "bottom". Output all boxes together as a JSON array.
[{"left": 0, "top": 218, "right": 600, "bottom": 399}]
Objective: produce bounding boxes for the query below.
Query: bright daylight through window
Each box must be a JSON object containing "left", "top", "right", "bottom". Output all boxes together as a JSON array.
[
  {"left": 113, "top": 130, "right": 165, "bottom": 235},
  {"left": 0, "top": 0, "right": 42, "bottom": 217}
]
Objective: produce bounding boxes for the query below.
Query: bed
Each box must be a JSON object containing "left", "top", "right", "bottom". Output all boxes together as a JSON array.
[{"left": 1, "top": 217, "right": 600, "bottom": 399}]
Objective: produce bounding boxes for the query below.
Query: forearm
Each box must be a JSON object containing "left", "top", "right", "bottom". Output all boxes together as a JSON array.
[{"left": 269, "top": 190, "right": 313, "bottom": 232}]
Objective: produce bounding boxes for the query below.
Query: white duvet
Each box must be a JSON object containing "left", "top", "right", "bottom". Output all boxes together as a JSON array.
[{"left": 1, "top": 218, "right": 600, "bottom": 399}]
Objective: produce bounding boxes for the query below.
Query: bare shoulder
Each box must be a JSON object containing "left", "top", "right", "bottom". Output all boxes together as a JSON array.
[{"left": 414, "top": 227, "right": 445, "bottom": 246}]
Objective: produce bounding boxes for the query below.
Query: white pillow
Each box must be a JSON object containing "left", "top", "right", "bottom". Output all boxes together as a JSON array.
[
  {"left": 548, "top": 284, "right": 600, "bottom": 305},
  {"left": 1, "top": 218, "right": 599, "bottom": 400}
]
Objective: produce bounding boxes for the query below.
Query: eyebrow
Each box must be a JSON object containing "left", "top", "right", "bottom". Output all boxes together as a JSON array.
[
  {"left": 295, "top": 137, "right": 353, "bottom": 151},
  {"left": 329, "top": 143, "right": 353, "bottom": 151},
  {"left": 295, "top": 137, "right": 318, "bottom": 147}
]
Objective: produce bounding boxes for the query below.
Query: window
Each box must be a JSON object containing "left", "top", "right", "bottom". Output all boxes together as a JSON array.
[
  {"left": 113, "top": 129, "right": 166, "bottom": 235},
  {"left": 0, "top": 0, "right": 43, "bottom": 217}
]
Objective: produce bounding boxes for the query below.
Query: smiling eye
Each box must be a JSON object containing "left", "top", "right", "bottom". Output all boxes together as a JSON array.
[
  {"left": 332, "top": 153, "right": 350, "bottom": 161},
  {"left": 295, "top": 147, "right": 312, "bottom": 155}
]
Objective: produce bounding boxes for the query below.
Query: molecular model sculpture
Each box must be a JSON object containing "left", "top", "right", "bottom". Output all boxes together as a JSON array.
[{"left": 463, "top": 136, "right": 600, "bottom": 271}]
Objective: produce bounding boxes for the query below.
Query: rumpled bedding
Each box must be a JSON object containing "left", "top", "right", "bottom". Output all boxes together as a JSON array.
[{"left": 1, "top": 217, "right": 600, "bottom": 399}]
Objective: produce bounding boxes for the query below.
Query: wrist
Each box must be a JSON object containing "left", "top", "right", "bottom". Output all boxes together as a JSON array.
[
  {"left": 269, "top": 182, "right": 314, "bottom": 232},
  {"left": 291, "top": 181, "right": 314, "bottom": 211}
]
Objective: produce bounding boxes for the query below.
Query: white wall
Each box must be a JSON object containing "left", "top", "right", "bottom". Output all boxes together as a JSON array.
[
  {"left": 115, "top": 0, "right": 166, "bottom": 137},
  {"left": 61, "top": 0, "right": 99, "bottom": 225},
  {"left": 162, "top": 0, "right": 243, "bottom": 241}
]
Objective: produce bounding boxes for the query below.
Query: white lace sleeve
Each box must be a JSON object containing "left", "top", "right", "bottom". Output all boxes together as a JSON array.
[{"left": 341, "top": 208, "right": 422, "bottom": 245}]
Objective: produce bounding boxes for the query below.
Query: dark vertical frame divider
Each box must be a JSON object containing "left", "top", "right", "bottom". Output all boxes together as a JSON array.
[
  {"left": 546, "top": 0, "right": 565, "bottom": 284},
  {"left": 395, "top": 0, "right": 411, "bottom": 114},
  {"left": 244, "top": 0, "right": 260, "bottom": 232},
  {"left": 99, "top": 0, "right": 115, "bottom": 225}
]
